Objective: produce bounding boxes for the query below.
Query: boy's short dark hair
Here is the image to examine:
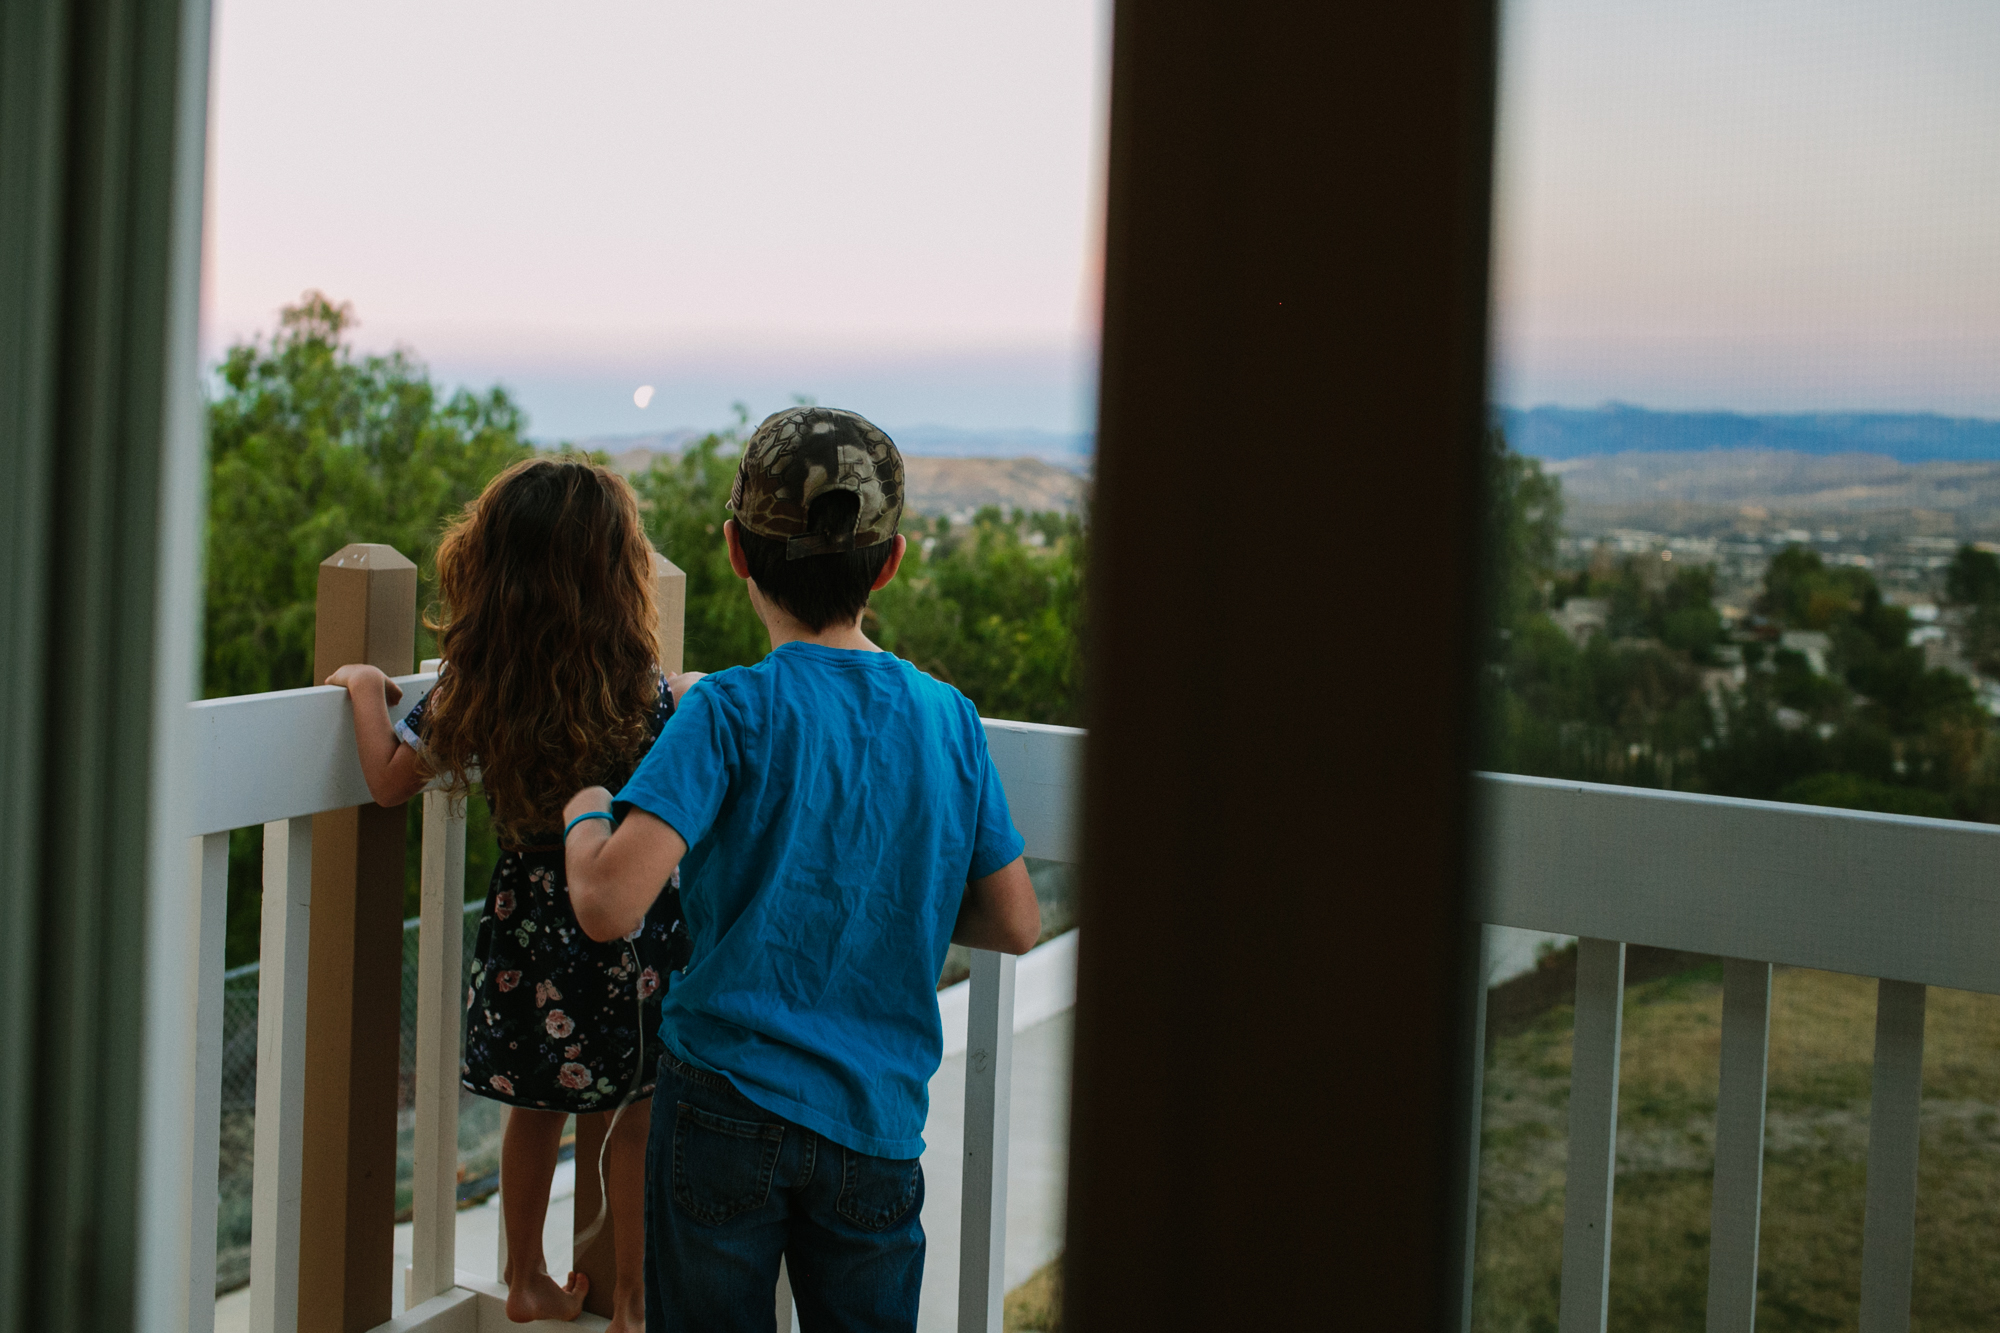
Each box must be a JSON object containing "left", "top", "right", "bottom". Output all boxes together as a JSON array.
[{"left": 734, "top": 490, "right": 895, "bottom": 632}]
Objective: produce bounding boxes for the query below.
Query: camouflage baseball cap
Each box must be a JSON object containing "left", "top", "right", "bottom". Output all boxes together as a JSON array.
[{"left": 728, "top": 407, "right": 905, "bottom": 559}]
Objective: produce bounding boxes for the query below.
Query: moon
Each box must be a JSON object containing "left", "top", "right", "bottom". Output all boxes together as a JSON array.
[{"left": 633, "top": 385, "right": 655, "bottom": 409}]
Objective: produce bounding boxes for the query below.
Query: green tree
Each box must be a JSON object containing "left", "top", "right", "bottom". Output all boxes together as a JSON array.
[
  {"left": 206, "top": 293, "right": 531, "bottom": 963},
  {"left": 1482, "top": 427, "right": 1563, "bottom": 654},
  {"left": 1757, "top": 545, "right": 1872, "bottom": 631},
  {"left": 872, "top": 509, "right": 1087, "bottom": 726},
  {"left": 635, "top": 435, "right": 1089, "bottom": 724},
  {"left": 206, "top": 292, "right": 533, "bottom": 698},
  {"left": 630, "top": 421, "right": 772, "bottom": 673},
  {"left": 1944, "top": 544, "right": 2000, "bottom": 674},
  {"left": 1946, "top": 544, "right": 2000, "bottom": 606}
]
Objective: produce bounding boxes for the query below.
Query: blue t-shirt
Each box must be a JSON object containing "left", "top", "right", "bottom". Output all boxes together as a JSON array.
[{"left": 613, "top": 641, "right": 1025, "bottom": 1158}]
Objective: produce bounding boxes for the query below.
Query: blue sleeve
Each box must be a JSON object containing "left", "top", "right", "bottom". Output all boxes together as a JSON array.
[
  {"left": 969, "top": 732, "right": 1027, "bottom": 880},
  {"left": 614, "top": 681, "right": 732, "bottom": 848}
]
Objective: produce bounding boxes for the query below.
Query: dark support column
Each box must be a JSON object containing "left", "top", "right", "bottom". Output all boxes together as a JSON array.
[
  {"left": 302, "top": 544, "right": 416, "bottom": 1333},
  {"left": 1067, "top": 0, "right": 1497, "bottom": 1328}
]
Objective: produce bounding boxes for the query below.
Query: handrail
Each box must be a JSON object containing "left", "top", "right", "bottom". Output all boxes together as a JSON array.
[
  {"left": 185, "top": 682, "right": 1078, "bottom": 847},
  {"left": 184, "top": 674, "right": 435, "bottom": 837},
  {"left": 1475, "top": 771, "right": 2000, "bottom": 995},
  {"left": 1462, "top": 770, "right": 2000, "bottom": 1333}
]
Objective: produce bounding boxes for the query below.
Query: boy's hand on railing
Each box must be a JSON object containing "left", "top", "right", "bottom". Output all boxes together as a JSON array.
[{"left": 666, "top": 671, "right": 705, "bottom": 705}]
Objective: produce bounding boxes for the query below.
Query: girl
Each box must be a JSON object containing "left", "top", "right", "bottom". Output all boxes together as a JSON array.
[{"left": 329, "top": 458, "right": 690, "bottom": 1332}]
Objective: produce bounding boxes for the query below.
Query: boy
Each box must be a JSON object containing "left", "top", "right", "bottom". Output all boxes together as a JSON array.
[{"left": 562, "top": 406, "right": 1042, "bottom": 1332}]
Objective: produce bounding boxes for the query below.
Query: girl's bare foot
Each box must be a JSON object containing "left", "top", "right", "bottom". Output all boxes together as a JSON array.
[
  {"left": 604, "top": 1298, "right": 644, "bottom": 1333},
  {"left": 505, "top": 1269, "right": 589, "bottom": 1323}
]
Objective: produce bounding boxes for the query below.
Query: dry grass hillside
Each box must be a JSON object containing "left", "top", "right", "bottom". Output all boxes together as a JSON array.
[
  {"left": 602, "top": 446, "right": 1088, "bottom": 520},
  {"left": 1474, "top": 958, "right": 2000, "bottom": 1330},
  {"left": 1548, "top": 450, "right": 2000, "bottom": 539},
  {"left": 900, "top": 456, "right": 1087, "bottom": 518}
]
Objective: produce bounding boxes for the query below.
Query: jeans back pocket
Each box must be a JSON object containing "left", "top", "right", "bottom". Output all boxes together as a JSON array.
[
  {"left": 835, "top": 1147, "right": 923, "bottom": 1232},
  {"left": 671, "top": 1101, "right": 785, "bottom": 1226}
]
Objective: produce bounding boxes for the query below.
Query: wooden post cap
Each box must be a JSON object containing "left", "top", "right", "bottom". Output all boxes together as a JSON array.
[
  {"left": 321, "top": 543, "right": 416, "bottom": 573},
  {"left": 315, "top": 544, "right": 418, "bottom": 681}
]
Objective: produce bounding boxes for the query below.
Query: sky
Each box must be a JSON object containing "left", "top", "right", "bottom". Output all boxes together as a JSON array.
[
  {"left": 203, "top": 0, "right": 1110, "bottom": 441},
  {"left": 1493, "top": 0, "right": 2000, "bottom": 416},
  {"left": 204, "top": 0, "right": 2000, "bottom": 440}
]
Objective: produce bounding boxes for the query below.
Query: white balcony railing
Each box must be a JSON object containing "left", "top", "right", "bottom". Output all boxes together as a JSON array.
[
  {"left": 170, "top": 639, "right": 1994, "bottom": 1333},
  {"left": 176, "top": 669, "right": 1083, "bottom": 1333},
  {"left": 1468, "top": 773, "right": 2000, "bottom": 1333}
]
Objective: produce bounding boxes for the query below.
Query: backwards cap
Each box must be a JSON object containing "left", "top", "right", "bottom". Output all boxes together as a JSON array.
[{"left": 728, "top": 407, "right": 905, "bottom": 559}]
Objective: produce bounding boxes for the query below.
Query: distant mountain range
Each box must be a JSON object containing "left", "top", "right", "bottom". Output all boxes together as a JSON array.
[{"left": 1501, "top": 404, "right": 2000, "bottom": 464}]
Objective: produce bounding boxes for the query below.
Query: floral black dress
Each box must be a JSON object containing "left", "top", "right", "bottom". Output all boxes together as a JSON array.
[{"left": 398, "top": 678, "right": 691, "bottom": 1113}]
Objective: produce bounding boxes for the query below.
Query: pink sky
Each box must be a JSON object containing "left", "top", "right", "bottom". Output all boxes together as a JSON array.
[
  {"left": 204, "top": 0, "right": 1109, "bottom": 437},
  {"left": 204, "top": 0, "right": 2000, "bottom": 438}
]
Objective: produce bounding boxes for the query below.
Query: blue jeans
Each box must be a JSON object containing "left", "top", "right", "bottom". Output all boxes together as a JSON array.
[{"left": 645, "top": 1052, "right": 926, "bottom": 1333}]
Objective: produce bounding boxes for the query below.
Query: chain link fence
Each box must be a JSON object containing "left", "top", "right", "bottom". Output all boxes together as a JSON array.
[{"left": 215, "top": 901, "right": 494, "bottom": 1294}]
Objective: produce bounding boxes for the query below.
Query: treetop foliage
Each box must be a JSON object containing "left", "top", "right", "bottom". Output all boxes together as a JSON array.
[
  {"left": 205, "top": 297, "right": 1087, "bottom": 961},
  {"left": 1481, "top": 431, "right": 2000, "bottom": 821},
  {"left": 205, "top": 292, "right": 533, "bottom": 699}
]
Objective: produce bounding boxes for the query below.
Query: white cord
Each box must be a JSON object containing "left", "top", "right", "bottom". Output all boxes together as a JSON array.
[{"left": 572, "top": 936, "right": 649, "bottom": 1254}]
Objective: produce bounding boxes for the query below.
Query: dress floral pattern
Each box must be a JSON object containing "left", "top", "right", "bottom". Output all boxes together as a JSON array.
[{"left": 400, "top": 677, "right": 691, "bottom": 1113}]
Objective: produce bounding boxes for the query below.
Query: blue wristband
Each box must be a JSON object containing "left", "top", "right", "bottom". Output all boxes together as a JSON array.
[{"left": 564, "top": 809, "right": 615, "bottom": 840}]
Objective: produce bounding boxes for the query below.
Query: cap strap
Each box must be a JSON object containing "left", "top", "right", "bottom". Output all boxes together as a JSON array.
[{"left": 785, "top": 531, "right": 857, "bottom": 559}]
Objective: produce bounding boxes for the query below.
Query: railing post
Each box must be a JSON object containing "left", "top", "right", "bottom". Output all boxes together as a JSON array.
[
  {"left": 1453, "top": 924, "right": 1494, "bottom": 1333},
  {"left": 251, "top": 816, "right": 315, "bottom": 1333},
  {"left": 178, "top": 833, "right": 230, "bottom": 1333},
  {"left": 407, "top": 789, "right": 467, "bottom": 1306},
  {"left": 652, "top": 550, "right": 686, "bottom": 675},
  {"left": 1860, "top": 979, "right": 1928, "bottom": 1333},
  {"left": 1706, "top": 959, "right": 1772, "bottom": 1333},
  {"left": 1559, "top": 938, "right": 1626, "bottom": 1333},
  {"left": 775, "top": 1256, "right": 797, "bottom": 1332},
  {"left": 302, "top": 542, "right": 415, "bottom": 1333},
  {"left": 958, "top": 948, "right": 1018, "bottom": 1333}
]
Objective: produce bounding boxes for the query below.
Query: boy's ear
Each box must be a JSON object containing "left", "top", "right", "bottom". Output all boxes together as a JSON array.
[
  {"left": 870, "top": 533, "right": 907, "bottom": 592},
  {"left": 723, "top": 519, "right": 752, "bottom": 581}
]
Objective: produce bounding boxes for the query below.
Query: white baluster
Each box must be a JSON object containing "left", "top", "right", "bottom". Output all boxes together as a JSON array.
[
  {"left": 408, "top": 791, "right": 467, "bottom": 1305},
  {"left": 250, "top": 817, "right": 313, "bottom": 1333},
  {"left": 1456, "top": 925, "right": 1494, "bottom": 1333},
  {"left": 1559, "top": 938, "right": 1625, "bottom": 1333},
  {"left": 150, "top": 833, "right": 229, "bottom": 1333},
  {"left": 1860, "top": 979, "right": 1927, "bottom": 1333},
  {"left": 775, "top": 1255, "right": 797, "bottom": 1332},
  {"left": 958, "top": 949, "right": 1017, "bottom": 1333},
  {"left": 1706, "top": 958, "right": 1772, "bottom": 1333}
]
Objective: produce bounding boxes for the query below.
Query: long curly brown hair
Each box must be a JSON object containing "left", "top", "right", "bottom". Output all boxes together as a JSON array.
[{"left": 419, "top": 457, "right": 659, "bottom": 845}]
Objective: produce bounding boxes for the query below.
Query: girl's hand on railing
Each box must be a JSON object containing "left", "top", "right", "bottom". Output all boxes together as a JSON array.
[
  {"left": 327, "top": 663, "right": 426, "bottom": 807},
  {"left": 326, "top": 662, "right": 403, "bottom": 705}
]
